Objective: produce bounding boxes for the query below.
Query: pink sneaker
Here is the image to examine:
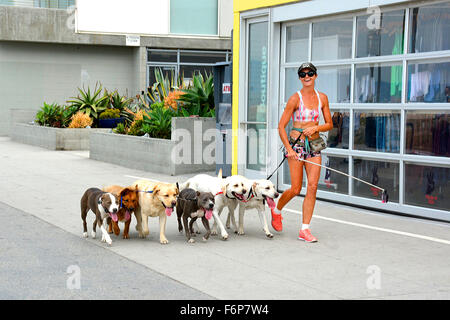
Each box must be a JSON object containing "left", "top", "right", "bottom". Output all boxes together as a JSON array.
[{"left": 298, "top": 229, "right": 317, "bottom": 243}]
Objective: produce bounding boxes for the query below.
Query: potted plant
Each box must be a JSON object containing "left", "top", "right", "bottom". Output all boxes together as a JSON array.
[{"left": 98, "top": 108, "right": 124, "bottom": 128}]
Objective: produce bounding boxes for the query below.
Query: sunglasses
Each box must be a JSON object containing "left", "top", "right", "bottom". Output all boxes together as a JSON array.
[{"left": 299, "top": 71, "right": 316, "bottom": 78}]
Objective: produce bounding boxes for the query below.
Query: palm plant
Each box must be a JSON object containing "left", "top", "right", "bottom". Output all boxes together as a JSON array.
[
  {"left": 176, "top": 73, "right": 215, "bottom": 117},
  {"left": 67, "top": 83, "right": 109, "bottom": 120}
]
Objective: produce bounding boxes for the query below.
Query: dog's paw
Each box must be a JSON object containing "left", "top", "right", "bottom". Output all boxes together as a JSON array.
[
  {"left": 82, "top": 232, "right": 88, "bottom": 238},
  {"left": 237, "top": 230, "right": 245, "bottom": 236},
  {"left": 160, "top": 238, "right": 169, "bottom": 244},
  {"left": 91, "top": 231, "right": 96, "bottom": 239},
  {"left": 188, "top": 238, "right": 195, "bottom": 243},
  {"left": 123, "top": 234, "right": 129, "bottom": 239},
  {"left": 221, "top": 233, "right": 229, "bottom": 240},
  {"left": 202, "top": 237, "right": 209, "bottom": 242},
  {"left": 211, "top": 228, "right": 218, "bottom": 236}
]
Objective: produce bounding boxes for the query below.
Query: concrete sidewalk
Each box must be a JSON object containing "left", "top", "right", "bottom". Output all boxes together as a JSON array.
[{"left": 1, "top": 137, "right": 449, "bottom": 299}]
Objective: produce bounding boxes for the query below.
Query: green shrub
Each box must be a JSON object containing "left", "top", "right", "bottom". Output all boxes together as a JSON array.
[
  {"left": 127, "top": 119, "right": 145, "bottom": 136},
  {"left": 99, "top": 109, "right": 121, "bottom": 120},
  {"left": 176, "top": 73, "right": 215, "bottom": 117},
  {"left": 113, "top": 122, "right": 128, "bottom": 135},
  {"left": 142, "top": 103, "right": 174, "bottom": 139},
  {"left": 35, "top": 102, "right": 62, "bottom": 127},
  {"left": 67, "top": 83, "right": 108, "bottom": 122}
]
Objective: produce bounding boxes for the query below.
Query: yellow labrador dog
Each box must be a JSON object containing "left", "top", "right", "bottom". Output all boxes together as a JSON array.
[{"left": 133, "top": 179, "right": 179, "bottom": 244}]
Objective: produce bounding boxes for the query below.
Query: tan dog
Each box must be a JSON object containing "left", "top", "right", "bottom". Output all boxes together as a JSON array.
[
  {"left": 133, "top": 179, "right": 179, "bottom": 244},
  {"left": 102, "top": 185, "right": 139, "bottom": 239}
]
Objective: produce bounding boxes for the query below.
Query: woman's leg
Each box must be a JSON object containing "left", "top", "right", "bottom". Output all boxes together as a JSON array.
[
  {"left": 276, "top": 157, "right": 304, "bottom": 210},
  {"left": 302, "top": 155, "right": 322, "bottom": 225}
]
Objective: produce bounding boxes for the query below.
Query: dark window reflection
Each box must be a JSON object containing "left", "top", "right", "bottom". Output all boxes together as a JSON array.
[
  {"left": 405, "top": 164, "right": 450, "bottom": 211},
  {"left": 356, "top": 9, "right": 405, "bottom": 58},
  {"left": 354, "top": 111, "right": 400, "bottom": 153},
  {"left": 405, "top": 112, "right": 450, "bottom": 157},
  {"left": 407, "top": 61, "right": 450, "bottom": 103},
  {"left": 355, "top": 64, "right": 402, "bottom": 103},
  {"left": 328, "top": 110, "right": 349, "bottom": 149},
  {"left": 409, "top": 2, "right": 450, "bottom": 53},
  {"left": 353, "top": 158, "right": 399, "bottom": 203},
  {"left": 319, "top": 156, "right": 348, "bottom": 195}
]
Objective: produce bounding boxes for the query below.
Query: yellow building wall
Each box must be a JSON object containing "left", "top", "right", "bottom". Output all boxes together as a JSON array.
[{"left": 232, "top": 0, "right": 299, "bottom": 174}]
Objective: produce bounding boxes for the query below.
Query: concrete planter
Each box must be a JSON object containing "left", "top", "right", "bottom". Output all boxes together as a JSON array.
[
  {"left": 90, "top": 117, "right": 216, "bottom": 176},
  {"left": 11, "top": 123, "right": 110, "bottom": 150}
]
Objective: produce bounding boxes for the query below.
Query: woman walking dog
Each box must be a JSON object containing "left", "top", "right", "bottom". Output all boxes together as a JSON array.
[{"left": 271, "top": 62, "right": 332, "bottom": 243}]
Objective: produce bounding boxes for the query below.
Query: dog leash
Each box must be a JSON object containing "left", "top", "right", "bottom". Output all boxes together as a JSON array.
[{"left": 266, "top": 136, "right": 389, "bottom": 203}]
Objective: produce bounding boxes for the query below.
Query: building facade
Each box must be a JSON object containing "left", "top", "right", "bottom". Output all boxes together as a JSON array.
[
  {"left": 0, "top": 0, "right": 232, "bottom": 135},
  {"left": 232, "top": 0, "right": 449, "bottom": 221}
]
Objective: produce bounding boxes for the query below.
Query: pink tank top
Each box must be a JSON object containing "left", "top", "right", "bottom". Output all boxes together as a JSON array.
[{"left": 292, "top": 89, "right": 321, "bottom": 123}]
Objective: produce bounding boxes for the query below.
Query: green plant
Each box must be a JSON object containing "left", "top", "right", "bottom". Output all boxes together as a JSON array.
[
  {"left": 35, "top": 102, "right": 63, "bottom": 127},
  {"left": 67, "top": 83, "right": 109, "bottom": 121},
  {"left": 99, "top": 109, "right": 121, "bottom": 120},
  {"left": 61, "top": 105, "right": 78, "bottom": 128},
  {"left": 107, "top": 90, "right": 133, "bottom": 111},
  {"left": 141, "top": 103, "right": 174, "bottom": 139},
  {"left": 146, "top": 68, "right": 189, "bottom": 104},
  {"left": 127, "top": 119, "right": 145, "bottom": 136},
  {"left": 113, "top": 123, "right": 128, "bottom": 135},
  {"left": 176, "top": 73, "right": 215, "bottom": 117}
]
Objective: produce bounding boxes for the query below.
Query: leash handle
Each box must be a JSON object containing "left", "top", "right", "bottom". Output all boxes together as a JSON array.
[{"left": 267, "top": 134, "right": 302, "bottom": 180}]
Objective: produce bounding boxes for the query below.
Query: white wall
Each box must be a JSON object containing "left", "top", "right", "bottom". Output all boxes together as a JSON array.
[
  {"left": 0, "top": 41, "right": 138, "bottom": 135},
  {"left": 76, "top": 0, "right": 170, "bottom": 35}
]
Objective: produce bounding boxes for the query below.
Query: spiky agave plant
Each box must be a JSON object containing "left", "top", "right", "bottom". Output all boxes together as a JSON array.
[{"left": 67, "top": 82, "right": 109, "bottom": 121}]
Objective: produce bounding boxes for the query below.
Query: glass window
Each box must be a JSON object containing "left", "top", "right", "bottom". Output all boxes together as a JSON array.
[
  {"left": 286, "top": 24, "right": 309, "bottom": 63},
  {"left": 284, "top": 68, "right": 300, "bottom": 103},
  {"left": 148, "top": 50, "right": 177, "bottom": 63},
  {"left": 247, "top": 22, "right": 268, "bottom": 123},
  {"left": 180, "top": 51, "right": 227, "bottom": 64},
  {"left": 407, "top": 60, "right": 450, "bottom": 103},
  {"left": 354, "top": 63, "right": 402, "bottom": 103},
  {"left": 179, "top": 65, "right": 213, "bottom": 80},
  {"left": 405, "top": 163, "right": 450, "bottom": 211},
  {"left": 315, "top": 66, "right": 351, "bottom": 103},
  {"left": 409, "top": 2, "right": 450, "bottom": 54},
  {"left": 246, "top": 21, "right": 268, "bottom": 172},
  {"left": 318, "top": 155, "right": 349, "bottom": 194},
  {"left": 148, "top": 65, "right": 176, "bottom": 91},
  {"left": 312, "top": 18, "right": 353, "bottom": 61},
  {"left": 328, "top": 110, "right": 350, "bottom": 149},
  {"left": 354, "top": 111, "right": 400, "bottom": 153},
  {"left": 170, "top": 0, "right": 218, "bottom": 35},
  {"left": 353, "top": 158, "right": 399, "bottom": 203},
  {"left": 405, "top": 111, "right": 450, "bottom": 157},
  {"left": 356, "top": 9, "right": 405, "bottom": 58}
]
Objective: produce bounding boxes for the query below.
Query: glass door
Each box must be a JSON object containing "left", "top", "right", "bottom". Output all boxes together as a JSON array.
[{"left": 243, "top": 18, "right": 269, "bottom": 178}]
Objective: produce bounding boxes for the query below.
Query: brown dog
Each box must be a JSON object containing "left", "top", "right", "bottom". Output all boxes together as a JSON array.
[{"left": 102, "top": 185, "right": 139, "bottom": 239}]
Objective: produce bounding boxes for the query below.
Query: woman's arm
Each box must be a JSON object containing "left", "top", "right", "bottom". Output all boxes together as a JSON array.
[{"left": 278, "top": 94, "right": 299, "bottom": 159}]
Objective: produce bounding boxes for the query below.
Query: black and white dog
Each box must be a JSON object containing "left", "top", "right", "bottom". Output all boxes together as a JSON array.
[{"left": 80, "top": 187, "right": 120, "bottom": 245}]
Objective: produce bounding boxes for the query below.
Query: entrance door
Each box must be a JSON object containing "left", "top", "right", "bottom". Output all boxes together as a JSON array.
[{"left": 242, "top": 17, "right": 269, "bottom": 179}]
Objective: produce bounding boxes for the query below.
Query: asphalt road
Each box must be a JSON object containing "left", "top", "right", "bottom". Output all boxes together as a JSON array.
[{"left": 0, "top": 201, "right": 212, "bottom": 300}]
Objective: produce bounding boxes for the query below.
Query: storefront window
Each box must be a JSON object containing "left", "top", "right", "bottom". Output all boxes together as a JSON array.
[
  {"left": 405, "top": 111, "right": 450, "bottom": 157},
  {"left": 356, "top": 9, "right": 405, "bottom": 58},
  {"left": 312, "top": 18, "right": 352, "bottom": 61},
  {"left": 353, "top": 158, "right": 399, "bottom": 203},
  {"left": 318, "top": 155, "right": 349, "bottom": 194},
  {"left": 286, "top": 23, "right": 309, "bottom": 63},
  {"left": 328, "top": 110, "right": 349, "bottom": 149},
  {"left": 409, "top": 2, "right": 450, "bottom": 54},
  {"left": 405, "top": 163, "right": 450, "bottom": 211},
  {"left": 407, "top": 60, "right": 450, "bottom": 103},
  {"left": 246, "top": 21, "right": 268, "bottom": 171},
  {"left": 354, "top": 63, "right": 402, "bottom": 103},
  {"left": 148, "top": 50, "right": 177, "bottom": 63},
  {"left": 354, "top": 111, "right": 400, "bottom": 153},
  {"left": 314, "top": 66, "right": 351, "bottom": 103}
]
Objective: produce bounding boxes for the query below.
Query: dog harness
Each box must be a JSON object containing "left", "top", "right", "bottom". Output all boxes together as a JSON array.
[{"left": 292, "top": 89, "right": 321, "bottom": 123}]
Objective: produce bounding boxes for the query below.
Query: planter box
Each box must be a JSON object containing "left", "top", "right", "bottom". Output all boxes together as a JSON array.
[
  {"left": 90, "top": 117, "right": 216, "bottom": 176},
  {"left": 98, "top": 117, "right": 125, "bottom": 128},
  {"left": 11, "top": 123, "right": 110, "bottom": 150}
]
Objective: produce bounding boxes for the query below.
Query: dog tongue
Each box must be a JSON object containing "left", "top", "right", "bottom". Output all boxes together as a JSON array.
[
  {"left": 110, "top": 213, "right": 119, "bottom": 222},
  {"left": 125, "top": 210, "right": 131, "bottom": 221},
  {"left": 205, "top": 209, "right": 213, "bottom": 220},
  {"left": 266, "top": 197, "right": 276, "bottom": 209},
  {"left": 165, "top": 207, "right": 173, "bottom": 216}
]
